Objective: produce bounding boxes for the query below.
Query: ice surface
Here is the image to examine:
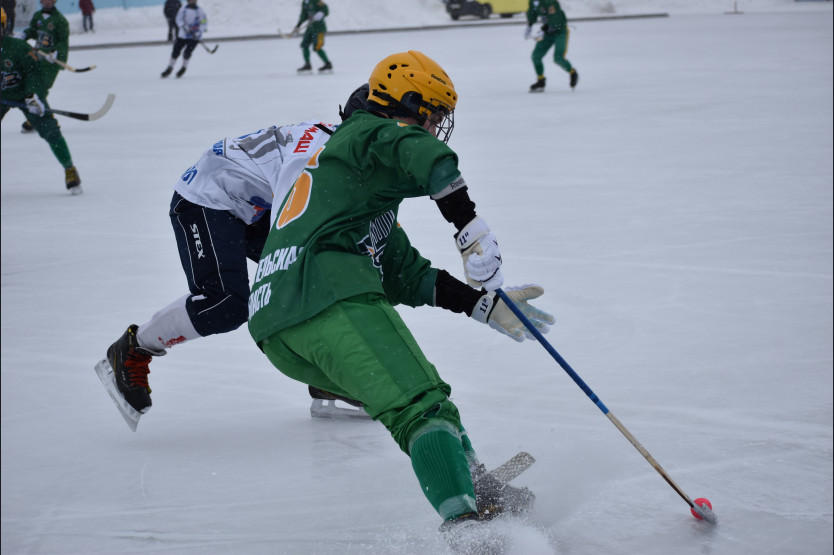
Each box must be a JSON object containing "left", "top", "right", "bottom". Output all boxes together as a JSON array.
[{"left": 2, "top": 1, "right": 832, "bottom": 553}]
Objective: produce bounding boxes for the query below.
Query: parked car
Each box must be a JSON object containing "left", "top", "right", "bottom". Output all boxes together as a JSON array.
[{"left": 445, "top": 0, "right": 529, "bottom": 20}]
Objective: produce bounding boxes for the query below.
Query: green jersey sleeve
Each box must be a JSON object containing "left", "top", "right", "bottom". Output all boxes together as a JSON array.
[{"left": 380, "top": 224, "right": 437, "bottom": 308}]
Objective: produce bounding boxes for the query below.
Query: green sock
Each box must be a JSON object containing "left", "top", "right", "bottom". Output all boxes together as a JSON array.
[{"left": 410, "top": 426, "right": 476, "bottom": 520}]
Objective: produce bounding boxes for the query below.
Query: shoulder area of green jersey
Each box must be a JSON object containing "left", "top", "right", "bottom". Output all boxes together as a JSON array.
[{"left": 338, "top": 110, "right": 438, "bottom": 138}]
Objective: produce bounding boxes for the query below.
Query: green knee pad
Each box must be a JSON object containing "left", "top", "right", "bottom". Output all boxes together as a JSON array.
[{"left": 410, "top": 423, "right": 476, "bottom": 520}]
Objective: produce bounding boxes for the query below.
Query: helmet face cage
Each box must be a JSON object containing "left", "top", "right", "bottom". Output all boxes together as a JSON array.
[
  {"left": 368, "top": 51, "right": 458, "bottom": 143},
  {"left": 397, "top": 91, "right": 455, "bottom": 143},
  {"left": 435, "top": 109, "right": 454, "bottom": 144}
]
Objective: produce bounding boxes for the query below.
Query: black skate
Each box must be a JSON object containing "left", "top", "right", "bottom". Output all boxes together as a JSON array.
[
  {"left": 65, "top": 165, "right": 82, "bottom": 195},
  {"left": 297, "top": 62, "right": 312, "bottom": 73},
  {"left": 570, "top": 69, "right": 579, "bottom": 89},
  {"left": 309, "top": 385, "right": 370, "bottom": 419},
  {"left": 161, "top": 66, "right": 173, "bottom": 78},
  {"left": 529, "top": 77, "right": 546, "bottom": 93},
  {"left": 107, "top": 324, "right": 162, "bottom": 413},
  {"left": 94, "top": 324, "right": 165, "bottom": 431},
  {"left": 176, "top": 67, "right": 186, "bottom": 78},
  {"left": 472, "top": 463, "right": 536, "bottom": 520},
  {"left": 21, "top": 120, "right": 35, "bottom": 133},
  {"left": 318, "top": 61, "right": 333, "bottom": 73}
]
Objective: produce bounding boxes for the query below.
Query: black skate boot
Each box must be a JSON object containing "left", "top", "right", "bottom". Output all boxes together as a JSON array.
[
  {"left": 161, "top": 66, "right": 173, "bottom": 78},
  {"left": 309, "top": 385, "right": 363, "bottom": 407},
  {"left": 65, "top": 165, "right": 82, "bottom": 195},
  {"left": 309, "top": 385, "right": 370, "bottom": 419},
  {"left": 106, "top": 324, "right": 162, "bottom": 414},
  {"left": 529, "top": 77, "right": 546, "bottom": 93},
  {"left": 570, "top": 68, "right": 579, "bottom": 89},
  {"left": 176, "top": 66, "right": 186, "bottom": 78},
  {"left": 472, "top": 463, "right": 536, "bottom": 520},
  {"left": 297, "top": 62, "right": 312, "bottom": 73},
  {"left": 318, "top": 61, "right": 333, "bottom": 72},
  {"left": 21, "top": 120, "right": 35, "bottom": 133}
]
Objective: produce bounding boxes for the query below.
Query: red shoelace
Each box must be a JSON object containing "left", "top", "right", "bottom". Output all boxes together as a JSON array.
[{"left": 125, "top": 350, "right": 152, "bottom": 389}]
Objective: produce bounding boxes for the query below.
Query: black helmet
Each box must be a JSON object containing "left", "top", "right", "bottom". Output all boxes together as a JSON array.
[{"left": 339, "top": 83, "right": 370, "bottom": 121}]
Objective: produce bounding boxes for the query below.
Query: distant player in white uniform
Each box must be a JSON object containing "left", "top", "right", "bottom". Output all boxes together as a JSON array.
[
  {"left": 95, "top": 88, "right": 374, "bottom": 431},
  {"left": 161, "top": 0, "right": 206, "bottom": 78}
]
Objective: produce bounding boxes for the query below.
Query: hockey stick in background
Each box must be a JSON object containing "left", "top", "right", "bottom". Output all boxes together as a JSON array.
[
  {"left": 495, "top": 288, "right": 719, "bottom": 524},
  {"left": 278, "top": 19, "right": 307, "bottom": 38},
  {"left": 199, "top": 41, "right": 219, "bottom": 54},
  {"left": 1, "top": 93, "right": 115, "bottom": 122},
  {"left": 36, "top": 50, "right": 97, "bottom": 72}
]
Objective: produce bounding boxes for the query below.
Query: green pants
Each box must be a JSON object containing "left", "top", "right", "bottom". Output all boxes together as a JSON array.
[
  {"left": 532, "top": 29, "right": 573, "bottom": 76},
  {"left": 1, "top": 104, "right": 73, "bottom": 168},
  {"left": 261, "top": 292, "right": 477, "bottom": 520},
  {"left": 261, "top": 292, "right": 462, "bottom": 453},
  {"left": 300, "top": 27, "right": 329, "bottom": 63},
  {"left": 38, "top": 59, "right": 61, "bottom": 94}
]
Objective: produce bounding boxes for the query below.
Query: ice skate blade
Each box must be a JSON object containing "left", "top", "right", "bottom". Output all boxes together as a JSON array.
[
  {"left": 310, "top": 398, "right": 371, "bottom": 419},
  {"left": 488, "top": 452, "right": 535, "bottom": 484},
  {"left": 94, "top": 359, "right": 144, "bottom": 432}
]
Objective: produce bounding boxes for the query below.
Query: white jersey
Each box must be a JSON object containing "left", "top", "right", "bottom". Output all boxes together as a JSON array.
[
  {"left": 174, "top": 121, "right": 336, "bottom": 224},
  {"left": 176, "top": 4, "right": 208, "bottom": 40}
]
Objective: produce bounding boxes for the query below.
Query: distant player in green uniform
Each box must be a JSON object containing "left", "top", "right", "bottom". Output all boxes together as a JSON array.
[
  {"left": 292, "top": 0, "right": 331, "bottom": 73},
  {"left": 248, "top": 51, "right": 554, "bottom": 536},
  {"left": 1, "top": 7, "right": 81, "bottom": 194},
  {"left": 525, "top": 0, "right": 578, "bottom": 92},
  {"left": 18, "top": 0, "right": 69, "bottom": 131}
]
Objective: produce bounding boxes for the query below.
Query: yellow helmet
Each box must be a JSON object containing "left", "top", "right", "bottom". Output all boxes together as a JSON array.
[
  {"left": 1, "top": 8, "right": 6, "bottom": 28},
  {"left": 367, "top": 50, "right": 457, "bottom": 142}
]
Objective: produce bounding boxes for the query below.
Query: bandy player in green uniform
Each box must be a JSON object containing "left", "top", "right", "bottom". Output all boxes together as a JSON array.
[
  {"left": 248, "top": 51, "right": 554, "bottom": 535},
  {"left": 1, "top": 6, "right": 81, "bottom": 194},
  {"left": 18, "top": 0, "right": 70, "bottom": 131}
]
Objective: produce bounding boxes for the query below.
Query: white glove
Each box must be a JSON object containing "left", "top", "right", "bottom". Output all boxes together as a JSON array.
[
  {"left": 43, "top": 50, "right": 58, "bottom": 63},
  {"left": 471, "top": 285, "right": 554, "bottom": 342},
  {"left": 455, "top": 216, "right": 503, "bottom": 291},
  {"left": 312, "top": 11, "right": 325, "bottom": 21},
  {"left": 24, "top": 95, "right": 45, "bottom": 117},
  {"left": 524, "top": 25, "right": 532, "bottom": 39},
  {"left": 533, "top": 29, "right": 545, "bottom": 41}
]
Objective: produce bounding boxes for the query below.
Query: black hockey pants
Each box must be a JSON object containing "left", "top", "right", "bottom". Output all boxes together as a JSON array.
[{"left": 169, "top": 192, "right": 270, "bottom": 337}]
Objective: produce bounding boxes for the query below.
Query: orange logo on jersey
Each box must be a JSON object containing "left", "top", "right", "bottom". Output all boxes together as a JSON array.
[{"left": 275, "top": 145, "right": 324, "bottom": 230}]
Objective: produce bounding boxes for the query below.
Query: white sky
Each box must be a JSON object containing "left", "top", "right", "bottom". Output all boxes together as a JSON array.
[{"left": 2, "top": 1, "right": 832, "bottom": 554}]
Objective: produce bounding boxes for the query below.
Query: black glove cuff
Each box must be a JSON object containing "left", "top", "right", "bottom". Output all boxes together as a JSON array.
[
  {"left": 434, "top": 187, "right": 477, "bottom": 231},
  {"left": 434, "top": 269, "right": 484, "bottom": 315}
]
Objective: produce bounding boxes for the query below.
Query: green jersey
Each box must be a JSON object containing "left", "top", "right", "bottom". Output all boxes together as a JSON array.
[
  {"left": 22, "top": 8, "right": 69, "bottom": 63},
  {"left": 248, "top": 110, "right": 462, "bottom": 344},
  {"left": 526, "top": 0, "right": 568, "bottom": 34},
  {"left": 0, "top": 36, "right": 43, "bottom": 101},
  {"left": 296, "top": 0, "right": 328, "bottom": 33}
]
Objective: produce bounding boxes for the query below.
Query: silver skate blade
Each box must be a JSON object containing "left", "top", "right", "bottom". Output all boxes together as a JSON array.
[
  {"left": 309, "top": 398, "right": 371, "bottom": 420},
  {"left": 691, "top": 501, "right": 719, "bottom": 524},
  {"left": 94, "top": 359, "right": 143, "bottom": 432},
  {"left": 489, "top": 452, "right": 535, "bottom": 484}
]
